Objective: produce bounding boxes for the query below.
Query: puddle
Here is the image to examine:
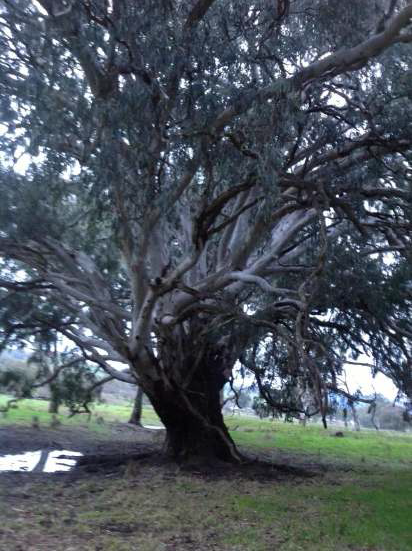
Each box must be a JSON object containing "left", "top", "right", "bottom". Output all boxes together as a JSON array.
[
  {"left": 0, "top": 450, "right": 83, "bottom": 473},
  {"left": 144, "top": 425, "right": 164, "bottom": 430}
]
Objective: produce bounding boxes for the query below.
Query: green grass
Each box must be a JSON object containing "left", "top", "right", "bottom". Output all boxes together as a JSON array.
[
  {"left": 0, "top": 393, "right": 161, "bottom": 430},
  {"left": 225, "top": 416, "right": 412, "bottom": 470},
  {"left": 222, "top": 469, "right": 412, "bottom": 550},
  {"left": 1, "top": 395, "right": 412, "bottom": 550}
]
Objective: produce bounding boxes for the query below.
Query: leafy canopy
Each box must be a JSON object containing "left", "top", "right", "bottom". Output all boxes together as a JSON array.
[{"left": 0, "top": 0, "right": 411, "bottom": 419}]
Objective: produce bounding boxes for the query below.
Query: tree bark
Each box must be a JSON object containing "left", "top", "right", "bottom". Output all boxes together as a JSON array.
[
  {"left": 140, "top": 348, "right": 241, "bottom": 464},
  {"left": 48, "top": 387, "right": 60, "bottom": 414},
  {"left": 128, "top": 387, "right": 143, "bottom": 426},
  {"left": 150, "top": 383, "right": 240, "bottom": 464},
  {"left": 298, "top": 414, "right": 307, "bottom": 427},
  {"left": 350, "top": 401, "right": 361, "bottom": 431},
  {"left": 33, "top": 450, "right": 49, "bottom": 473}
]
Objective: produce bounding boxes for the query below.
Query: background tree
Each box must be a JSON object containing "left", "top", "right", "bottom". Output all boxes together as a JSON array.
[
  {"left": 128, "top": 387, "right": 144, "bottom": 426},
  {"left": 357, "top": 394, "right": 412, "bottom": 431},
  {"left": 0, "top": 283, "right": 125, "bottom": 414},
  {"left": 0, "top": 346, "right": 108, "bottom": 417},
  {"left": 0, "top": 0, "right": 411, "bottom": 462}
]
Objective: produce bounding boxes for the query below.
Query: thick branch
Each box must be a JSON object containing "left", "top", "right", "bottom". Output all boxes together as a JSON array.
[
  {"left": 184, "top": 0, "right": 218, "bottom": 31},
  {"left": 210, "top": 4, "right": 412, "bottom": 134}
]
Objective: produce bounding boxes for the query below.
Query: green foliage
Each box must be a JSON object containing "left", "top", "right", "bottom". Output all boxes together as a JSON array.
[
  {"left": 46, "top": 364, "right": 100, "bottom": 414},
  {"left": 252, "top": 395, "right": 282, "bottom": 419},
  {"left": 0, "top": 347, "right": 104, "bottom": 414},
  {"left": 0, "top": 357, "right": 36, "bottom": 397},
  {"left": 0, "top": 366, "right": 32, "bottom": 397},
  {"left": 0, "top": 0, "right": 411, "bottom": 447}
]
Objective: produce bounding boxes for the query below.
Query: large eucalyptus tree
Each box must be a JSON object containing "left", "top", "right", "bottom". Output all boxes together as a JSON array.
[{"left": 0, "top": 0, "right": 411, "bottom": 462}]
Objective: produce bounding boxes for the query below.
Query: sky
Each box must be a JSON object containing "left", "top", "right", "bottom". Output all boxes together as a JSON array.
[
  {"left": 344, "top": 362, "right": 398, "bottom": 401},
  {"left": 236, "top": 359, "right": 400, "bottom": 402}
]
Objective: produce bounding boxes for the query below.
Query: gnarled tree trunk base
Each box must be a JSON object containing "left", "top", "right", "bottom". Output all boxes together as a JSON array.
[{"left": 147, "top": 380, "right": 241, "bottom": 465}]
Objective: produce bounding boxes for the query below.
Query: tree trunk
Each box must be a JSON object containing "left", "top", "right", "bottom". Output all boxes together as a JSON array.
[
  {"left": 343, "top": 407, "right": 348, "bottom": 428},
  {"left": 299, "top": 414, "right": 307, "bottom": 427},
  {"left": 350, "top": 402, "right": 361, "bottom": 431},
  {"left": 128, "top": 387, "right": 143, "bottom": 426},
  {"left": 140, "top": 350, "right": 241, "bottom": 464},
  {"left": 150, "top": 383, "right": 240, "bottom": 464},
  {"left": 48, "top": 387, "right": 60, "bottom": 414},
  {"left": 33, "top": 450, "right": 49, "bottom": 473}
]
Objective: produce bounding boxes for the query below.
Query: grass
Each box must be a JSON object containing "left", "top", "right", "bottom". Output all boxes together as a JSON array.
[
  {"left": 1, "top": 395, "right": 412, "bottom": 550},
  {"left": 227, "top": 473, "right": 412, "bottom": 550},
  {"left": 0, "top": 393, "right": 161, "bottom": 430},
  {"left": 225, "top": 416, "right": 412, "bottom": 469}
]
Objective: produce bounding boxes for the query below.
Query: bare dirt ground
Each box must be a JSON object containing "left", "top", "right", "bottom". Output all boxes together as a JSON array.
[{"left": 0, "top": 422, "right": 156, "bottom": 455}]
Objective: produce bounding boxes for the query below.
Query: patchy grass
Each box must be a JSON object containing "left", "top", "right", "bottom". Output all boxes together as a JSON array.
[
  {"left": 1, "top": 396, "right": 412, "bottom": 550},
  {"left": 1, "top": 465, "right": 411, "bottom": 551}
]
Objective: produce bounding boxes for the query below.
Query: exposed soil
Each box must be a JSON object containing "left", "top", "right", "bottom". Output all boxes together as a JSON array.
[
  {"left": 0, "top": 421, "right": 327, "bottom": 484},
  {"left": 0, "top": 422, "right": 157, "bottom": 455}
]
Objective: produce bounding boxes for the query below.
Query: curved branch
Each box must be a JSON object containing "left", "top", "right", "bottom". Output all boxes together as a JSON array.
[{"left": 210, "top": 4, "right": 412, "bottom": 134}]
